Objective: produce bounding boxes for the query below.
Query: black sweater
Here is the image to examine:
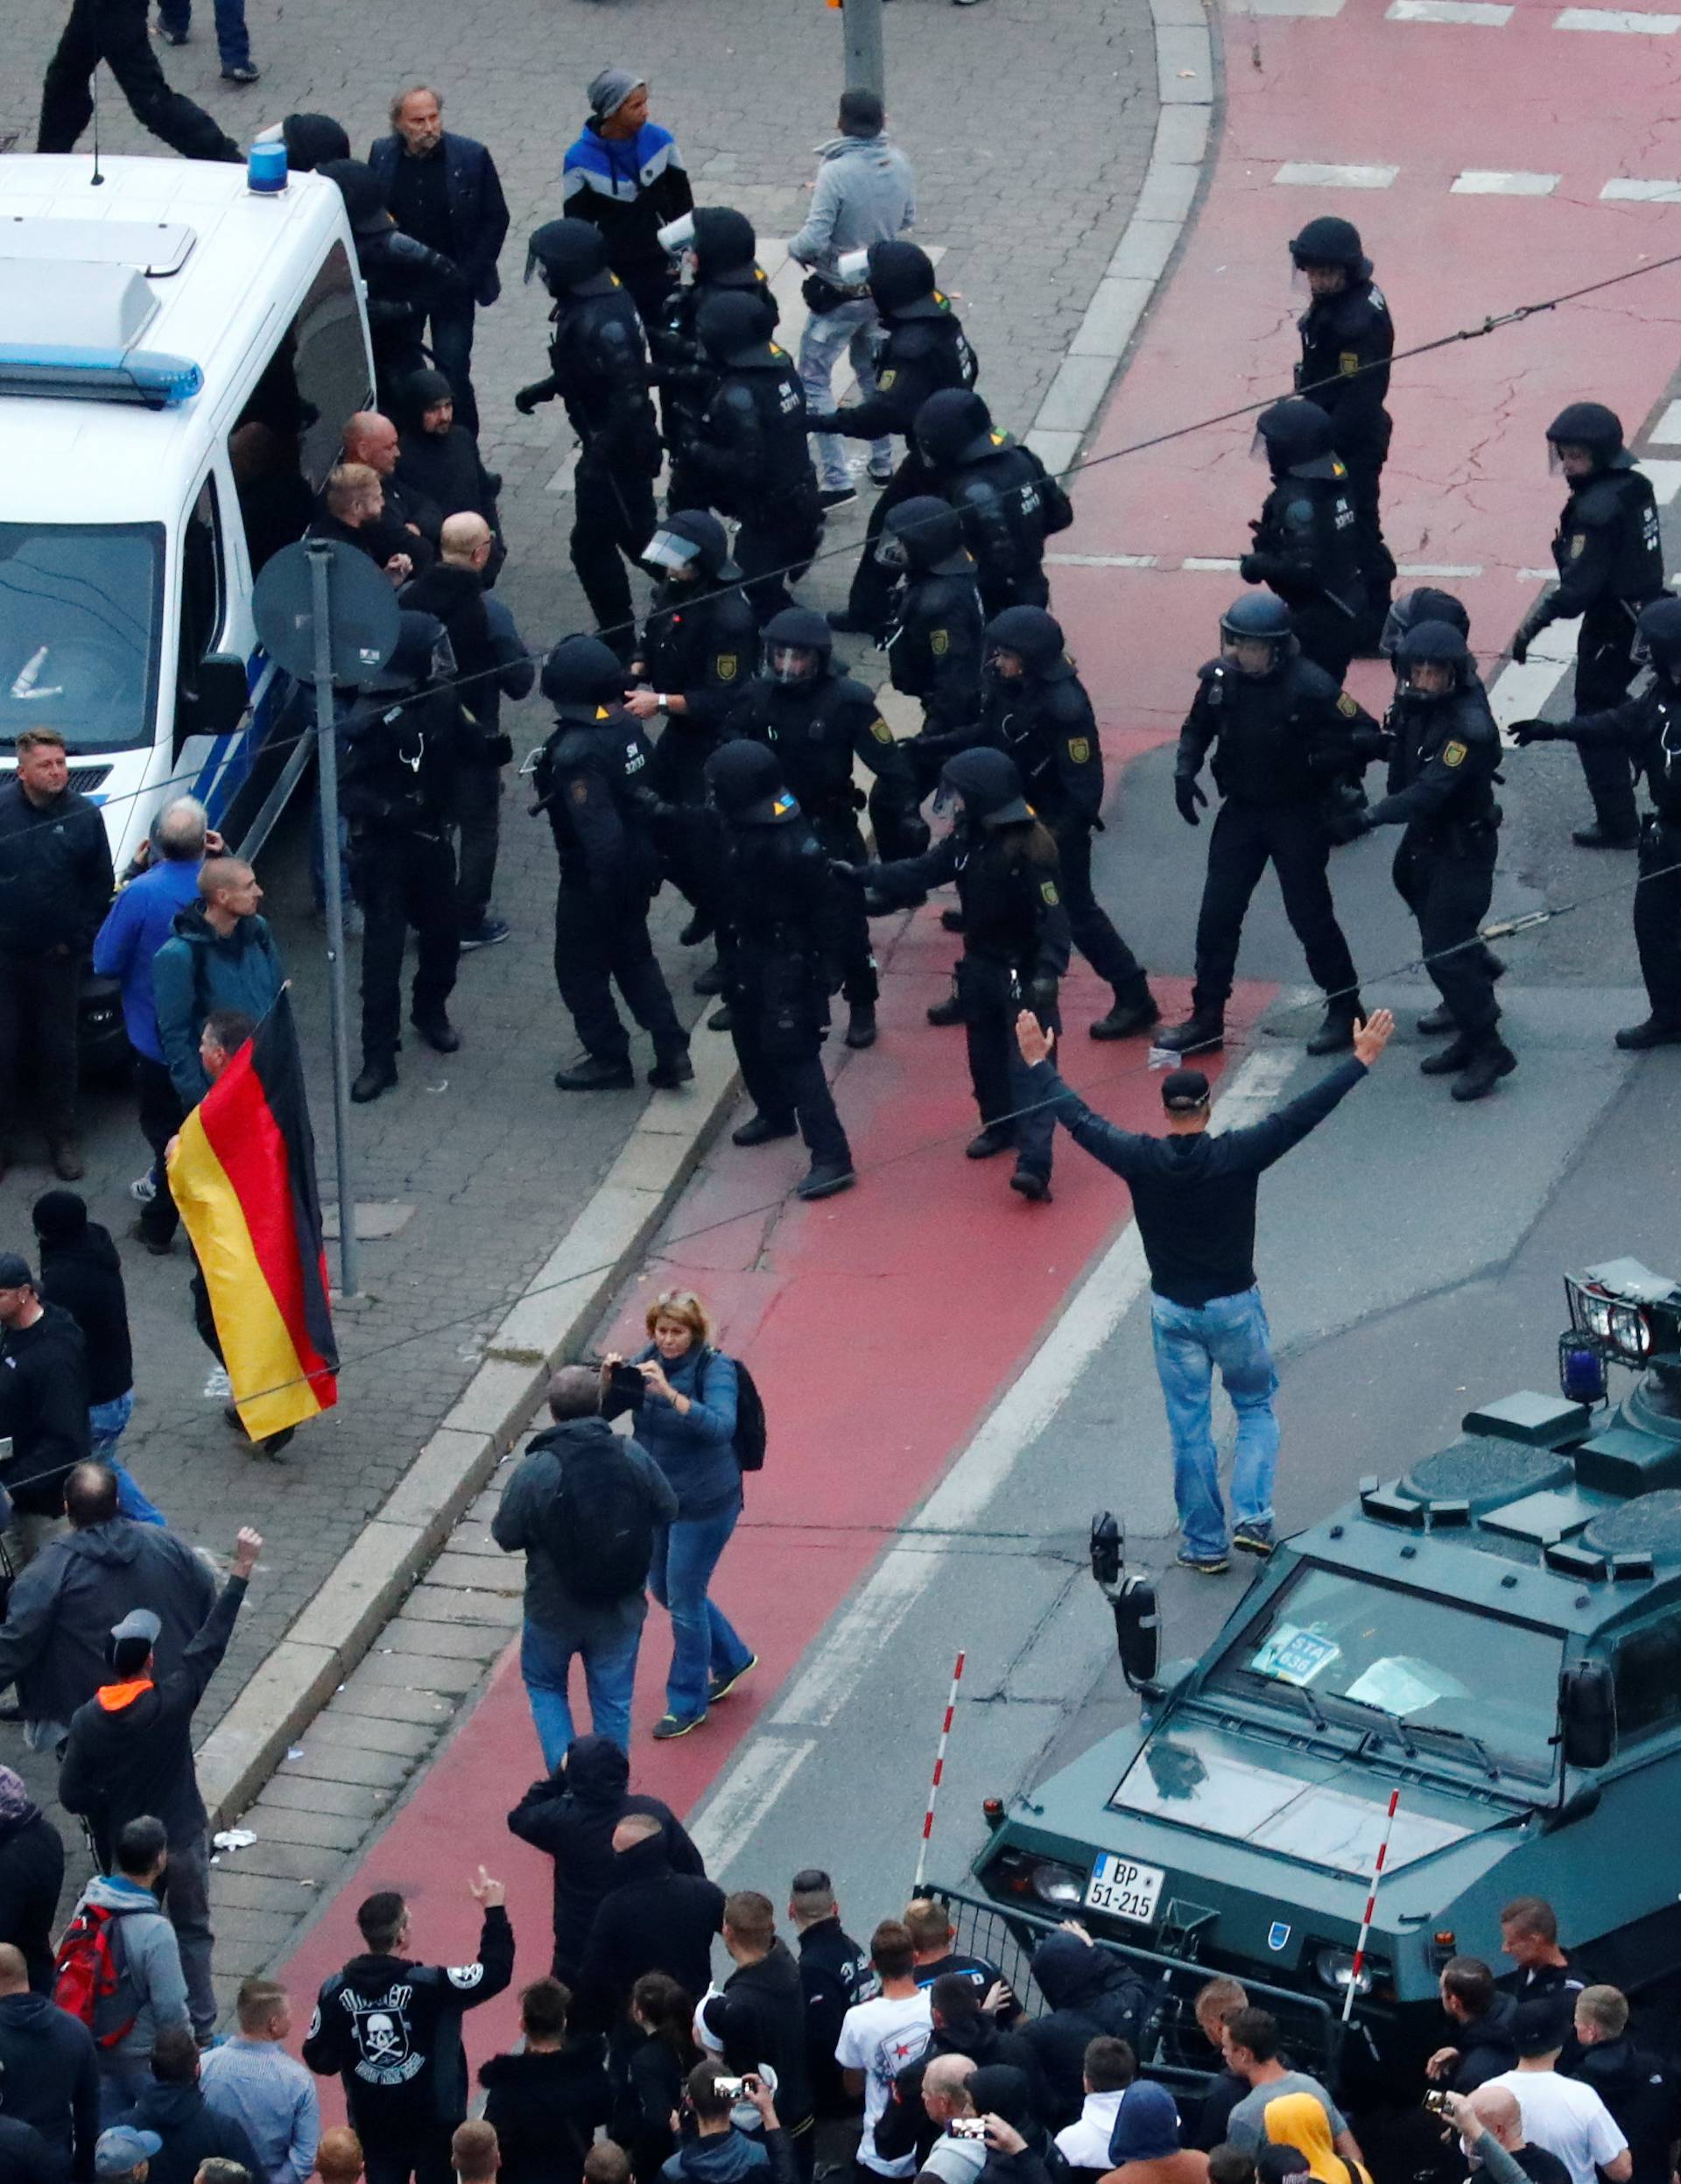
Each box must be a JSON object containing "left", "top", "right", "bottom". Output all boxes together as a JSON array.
[
  {"left": 0, "top": 1302, "right": 90, "bottom": 1516},
  {"left": 39, "top": 1226, "right": 132, "bottom": 1406},
  {"left": 0, "top": 1807, "right": 65, "bottom": 1995},
  {"left": 1031, "top": 1056, "right": 1368, "bottom": 1305},
  {"left": 480, "top": 2043, "right": 610, "bottom": 2184}
]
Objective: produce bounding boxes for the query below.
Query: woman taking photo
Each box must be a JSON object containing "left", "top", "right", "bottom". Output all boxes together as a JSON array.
[{"left": 608, "top": 1287, "right": 756, "bottom": 1738}]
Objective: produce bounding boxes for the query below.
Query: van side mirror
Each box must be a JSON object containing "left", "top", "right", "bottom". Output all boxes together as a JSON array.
[
  {"left": 1559, "top": 1661, "right": 1614, "bottom": 1772},
  {"left": 176, "top": 652, "right": 250, "bottom": 753},
  {"left": 1091, "top": 1513, "right": 1161, "bottom": 1689}
]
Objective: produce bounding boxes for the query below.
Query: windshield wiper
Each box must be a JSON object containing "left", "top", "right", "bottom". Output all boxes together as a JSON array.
[
  {"left": 1274, "top": 1678, "right": 1329, "bottom": 1734},
  {"left": 1404, "top": 1720, "right": 1502, "bottom": 1780},
  {"left": 1355, "top": 1712, "right": 1417, "bottom": 1760}
]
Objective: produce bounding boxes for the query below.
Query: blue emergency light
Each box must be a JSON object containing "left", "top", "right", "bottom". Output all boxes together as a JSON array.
[{"left": 0, "top": 344, "right": 203, "bottom": 409}]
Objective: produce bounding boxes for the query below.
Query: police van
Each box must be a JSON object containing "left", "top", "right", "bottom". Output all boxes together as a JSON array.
[{"left": 0, "top": 152, "right": 375, "bottom": 899}]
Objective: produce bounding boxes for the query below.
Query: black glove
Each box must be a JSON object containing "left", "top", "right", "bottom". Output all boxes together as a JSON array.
[
  {"left": 806, "top": 413, "right": 841, "bottom": 437},
  {"left": 1174, "top": 775, "right": 1208, "bottom": 827},
  {"left": 1324, "top": 808, "right": 1373, "bottom": 845},
  {"left": 829, "top": 858, "right": 869, "bottom": 887},
  {"left": 1025, "top": 976, "right": 1059, "bottom": 1018},
  {"left": 1238, "top": 554, "right": 1263, "bottom": 585},
  {"left": 1509, "top": 592, "right": 1558, "bottom": 667},
  {"left": 1510, "top": 719, "right": 1561, "bottom": 746},
  {"left": 514, "top": 382, "right": 549, "bottom": 417}
]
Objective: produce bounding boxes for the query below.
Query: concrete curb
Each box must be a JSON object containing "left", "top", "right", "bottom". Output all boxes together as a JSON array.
[
  {"left": 194, "top": 1023, "right": 743, "bottom": 1826},
  {"left": 1025, "top": 0, "right": 1219, "bottom": 476}
]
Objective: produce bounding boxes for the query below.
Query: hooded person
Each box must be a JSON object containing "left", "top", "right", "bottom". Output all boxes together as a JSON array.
[
  {"left": 1261, "top": 2094, "right": 1369, "bottom": 2184},
  {"left": 31, "top": 1189, "right": 160, "bottom": 1526},
  {"left": 253, "top": 111, "right": 350, "bottom": 172},
  {"left": 506, "top": 1733, "right": 705, "bottom": 1983},
  {"left": 875, "top": 1975, "right": 1044, "bottom": 2166},
  {"left": 1015, "top": 1933, "right": 1150, "bottom": 2126},
  {"left": 0, "top": 1937, "right": 99, "bottom": 2173},
  {"left": 0, "top": 1772, "right": 64, "bottom": 1993},
  {"left": 1106, "top": 2082, "right": 1209, "bottom": 2184},
  {"left": 394, "top": 368, "right": 504, "bottom": 549},
  {"left": 967, "top": 2063, "right": 1054, "bottom": 2184},
  {"left": 573, "top": 1814, "right": 726, "bottom": 2035}
]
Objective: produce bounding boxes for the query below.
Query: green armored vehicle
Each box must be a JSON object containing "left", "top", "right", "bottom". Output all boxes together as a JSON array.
[{"left": 957, "top": 1259, "right": 1681, "bottom": 2090}]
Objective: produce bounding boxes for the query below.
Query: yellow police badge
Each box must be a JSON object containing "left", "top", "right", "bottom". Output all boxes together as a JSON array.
[
  {"left": 716, "top": 654, "right": 739, "bottom": 682},
  {"left": 1040, "top": 881, "right": 1059, "bottom": 906},
  {"left": 931, "top": 630, "right": 950, "bottom": 657},
  {"left": 1443, "top": 740, "right": 1467, "bottom": 768},
  {"left": 870, "top": 717, "right": 894, "bottom": 744},
  {"left": 1067, "top": 737, "right": 1090, "bottom": 764}
]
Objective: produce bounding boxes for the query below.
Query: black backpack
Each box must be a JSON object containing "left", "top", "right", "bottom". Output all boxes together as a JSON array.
[
  {"left": 698, "top": 1349, "right": 767, "bottom": 1473},
  {"left": 541, "top": 1438, "right": 656, "bottom": 1605}
]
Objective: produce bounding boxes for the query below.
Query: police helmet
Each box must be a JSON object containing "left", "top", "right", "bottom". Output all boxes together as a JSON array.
[
  {"left": 985, "top": 606, "right": 1066, "bottom": 674},
  {"left": 706, "top": 739, "right": 787, "bottom": 821},
  {"left": 697, "top": 290, "right": 775, "bottom": 365},
  {"left": 1394, "top": 618, "right": 1472, "bottom": 695},
  {"left": 939, "top": 748, "right": 1033, "bottom": 828},
  {"left": 541, "top": 634, "right": 625, "bottom": 710},
  {"left": 281, "top": 112, "right": 350, "bottom": 173},
  {"left": 868, "top": 240, "right": 942, "bottom": 318},
  {"left": 762, "top": 607, "right": 833, "bottom": 687},
  {"left": 1254, "top": 398, "right": 1335, "bottom": 476},
  {"left": 644, "top": 510, "right": 732, "bottom": 584},
  {"left": 1219, "top": 593, "right": 1297, "bottom": 667},
  {"left": 914, "top": 388, "right": 995, "bottom": 469},
  {"left": 364, "top": 610, "right": 450, "bottom": 695},
  {"left": 878, "top": 497, "right": 967, "bottom": 573},
  {"left": 1289, "top": 215, "right": 1368, "bottom": 275},
  {"left": 693, "top": 208, "right": 759, "bottom": 277},
  {"left": 1635, "top": 596, "right": 1681, "bottom": 678},
  {"left": 1545, "top": 402, "right": 1624, "bottom": 470},
  {"left": 524, "top": 219, "right": 608, "bottom": 295},
  {"left": 1380, "top": 586, "right": 1470, "bottom": 659},
  {"left": 318, "top": 159, "right": 390, "bottom": 239}
]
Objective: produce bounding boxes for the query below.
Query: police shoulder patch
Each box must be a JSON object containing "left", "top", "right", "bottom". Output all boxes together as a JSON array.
[
  {"left": 869, "top": 716, "right": 895, "bottom": 744},
  {"left": 1442, "top": 739, "right": 1467, "bottom": 769},
  {"left": 1040, "top": 880, "right": 1059, "bottom": 906},
  {"left": 715, "top": 653, "right": 739, "bottom": 681},
  {"left": 1336, "top": 692, "right": 1359, "bottom": 717},
  {"left": 930, "top": 629, "right": 950, "bottom": 657},
  {"left": 878, "top": 369, "right": 897, "bottom": 390},
  {"left": 1339, "top": 351, "right": 1361, "bottom": 377},
  {"left": 1066, "top": 736, "right": 1091, "bottom": 764}
]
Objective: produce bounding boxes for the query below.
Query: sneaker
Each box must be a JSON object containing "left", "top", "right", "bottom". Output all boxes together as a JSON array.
[
  {"left": 221, "top": 60, "right": 261, "bottom": 81},
  {"left": 1176, "top": 1546, "right": 1230, "bottom": 1575},
  {"left": 708, "top": 1654, "right": 758, "bottom": 1704},
  {"left": 459, "top": 915, "right": 511, "bottom": 952},
  {"left": 130, "top": 1172, "right": 158, "bottom": 1205},
  {"left": 49, "top": 1139, "right": 85, "bottom": 1181},
  {"left": 204, "top": 1364, "right": 232, "bottom": 1401},
  {"left": 797, "top": 1161, "right": 856, "bottom": 1201},
  {"left": 867, "top": 462, "right": 896, "bottom": 485},
  {"left": 651, "top": 1710, "right": 707, "bottom": 1740},
  {"left": 1233, "top": 1522, "right": 1274, "bottom": 1557},
  {"left": 129, "top": 1220, "right": 172, "bottom": 1258},
  {"left": 818, "top": 486, "right": 858, "bottom": 512},
  {"left": 154, "top": 19, "right": 190, "bottom": 39}
]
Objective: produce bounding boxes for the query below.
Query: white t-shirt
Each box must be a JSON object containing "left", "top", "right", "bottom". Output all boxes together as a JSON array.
[
  {"left": 1485, "top": 2068, "right": 1628, "bottom": 2184},
  {"left": 836, "top": 1989, "right": 933, "bottom": 2178}
]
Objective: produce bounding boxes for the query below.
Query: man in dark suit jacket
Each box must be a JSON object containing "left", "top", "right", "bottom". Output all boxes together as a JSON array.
[{"left": 369, "top": 87, "right": 510, "bottom": 436}]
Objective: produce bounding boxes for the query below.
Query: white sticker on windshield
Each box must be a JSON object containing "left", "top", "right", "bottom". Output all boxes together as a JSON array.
[
  {"left": 1346, "top": 1654, "right": 1466, "bottom": 1716},
  {"left": 1252, "top": 1624, "right": 1340, "bottom": 1686}
]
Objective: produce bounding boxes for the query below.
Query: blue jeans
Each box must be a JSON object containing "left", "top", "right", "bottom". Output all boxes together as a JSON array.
[
  {"left": 1150, "top": 1285, "right": 1279, "bottom": 1558},
  {"left": 649, "top": 1505, "right": 752, "bottom": 1723},
  {"left": 520, "top": 1617, "right": 642, "bottom": 1767},
  {"left": 88, "top": 1392, "right": 166, "bottom": 1528},
  {"left": 155, "top": 0, "right": 250, "bottom": 66},
  {"left": 798, "top": 297, "right": 891, "bottom": 491}
]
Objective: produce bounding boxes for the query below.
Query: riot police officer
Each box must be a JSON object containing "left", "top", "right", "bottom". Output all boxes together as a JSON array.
[
  {"left": 847, "top": 747, "right": 1070, "bottom": 1202},
  {"left": 703, "top": 741, "right": 856, "bottom": 1202},
  {"left": 652, "top": 208, "right": 779, "bottom": 513},
  {"left": 1289, "top": 216, "right": 1396, "bottom": 645},
  {"left": 724, "top": 608, "right": 924, "bottom": 1051},
  {"left": 534, "top": 635, "right": 693, "bottom": 1093},
  {"left": 1514, "top": 597, "right": 1681, "bottom": 1048},
  {"left": 911, "top": 390, "right": 1072, "bottom": 620},
  {"left": 1510, "top": 403, "right": 1666, "bottom": 847},
  {"left": 684, "top": 292, "right": 822, "bottom": 621},
  {"left": 320, "top": 160, "right": 462, "bottom": 413},
  {"left": 1241, "top": 398, "right": 1364, "bottom": 685},
  {"left": 1161, "top": 595, "right": 1368, "bottom": 1057},
  {"left": 980, "top": 607, "right": 1158, "bottom": 1041},
  {"left": 338, "top": 611, "right": 465, "bottom": 1105},
  {"left": 626, "top": 510, "right": 760, "bottom": 976},
  {"left": 515, "top": 219, "right": 663, "bottom": 662},
  {"left": 1334, "top": 621, "right": 1513, "bottom": 1101},
  {"left": 876, "top": 495, "right": 985, "bottom": 794},
  {"left": 812, "top": 242, "right": 980, "bottom": 638}
]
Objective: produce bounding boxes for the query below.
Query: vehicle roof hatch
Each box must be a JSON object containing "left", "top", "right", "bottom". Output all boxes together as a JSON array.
[{"left": 0, "top": 219, "right": 196, "bottom": 276}]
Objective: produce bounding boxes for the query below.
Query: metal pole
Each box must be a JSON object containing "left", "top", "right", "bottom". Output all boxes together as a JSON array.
[
  {"left": 913, "top": 1650, "right": 966, "bottom": 1893},
  {"left": 842, "top": 0, "right": 885, "bottom": 103},
  {"left": 1342, "top": 1786, "right": 1400, "bottom": 2023},
  {"left": 305, "top": 539, "right": 361, "bottom": 1300}
]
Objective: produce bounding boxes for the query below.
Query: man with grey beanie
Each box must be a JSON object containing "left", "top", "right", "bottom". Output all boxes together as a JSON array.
[{"left": 562, "top": 69, "right": 693, "bottom": 328}]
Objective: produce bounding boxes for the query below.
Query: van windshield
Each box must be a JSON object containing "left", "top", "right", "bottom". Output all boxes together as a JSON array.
[{"left": 0, "top": 522, "right": 164, "bottom": 754}]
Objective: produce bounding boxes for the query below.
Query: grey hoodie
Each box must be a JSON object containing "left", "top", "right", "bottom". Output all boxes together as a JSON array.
[
  {"left": 76, "top": 1871, "right": 190, "bottom": 2068},
  {"left": 788, "top": 134, "right": 916, "bottom": 277}
]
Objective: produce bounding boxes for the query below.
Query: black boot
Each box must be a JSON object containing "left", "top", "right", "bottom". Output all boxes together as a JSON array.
[
  {"left": 733, "top": 1112, "right": 798, "bottom": 1147},
  {"left": 1155, "top": 1012, "right": 1225, "bottom": 1055},
  {"left": 1009, "top": 1166, "right": 1052, "bottom": 1202},
  {"left": 1416, "top": 1004, "right": 1456, "bottom": 1036},
  {"left": 798, "top": 1160, "right": 856, "bottom": 1200},
  {"left": 966, "top": 1125, "right": 1015, "bottom": 1160},
  {"left": 1572, "top": 821, "right": 1639, "bottom": 849},
  {"left": 351, "top": 1055, "right": 397, "bottom": 1103},
  {"left": 926, "top": 993, "right": 964, "bottom": 1027},
  {"left": 693, "top": 959, "right": 726, "bottom": 996},
  {"left": 679, "top": 911, "right": 714, "bottom": 948},
  {"left": 1305, "top": 1004, "right": 1359, "bottom": 1056},
  {"left": 1089, "top": 991, "right": 1162, "bottom": 1041},
  {"left": 1420, "top": 1033, "right": 1474, "bottom": 1076},
  {"left": 648, "top": 1049, "right": 694, "bottom": 1089},
  {"left": 410, "top": 1012, "right": 461, "bottom": 1053},
  {"left": 707, "top": 1003, "right": 734, "bottom": 1032},
  {"left": 845, "top": 1004, "right": 878, "bottom": 1050},
  {"left": 554, "top": 1054, "right": 635, "bottom": 1091},
  {"left": 940, "top": 908, "right": 967, "bottom": 934},
  {"left": 1452, "top": 1038, "right": 1517, "bottom": 1102},
  {"left": 1615, "top": 1015, "right": 1681, "bottom": 1050}
]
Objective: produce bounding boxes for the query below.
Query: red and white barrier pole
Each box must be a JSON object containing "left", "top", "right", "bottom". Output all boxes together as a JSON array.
[
  {"left": 1343, "top": 1786, "right": 1400, "bottom": 2023},
  {"left": 913, "top": 1651, "right": 966, "bottom": 1894}
]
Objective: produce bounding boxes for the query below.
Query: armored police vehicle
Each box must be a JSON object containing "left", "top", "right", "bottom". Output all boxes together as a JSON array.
[{"left": 955, "top": 1260, "right": 1681, "bottom": 2089}]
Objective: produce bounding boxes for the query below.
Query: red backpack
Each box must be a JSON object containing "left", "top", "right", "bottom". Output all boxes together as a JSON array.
[{"left": 53, "top": 1900, "right": 136, "bottom": 2048}]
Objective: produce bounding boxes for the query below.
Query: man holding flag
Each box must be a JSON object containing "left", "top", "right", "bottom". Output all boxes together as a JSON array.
[{"left": 167, "top": 990, "right": 339, "bottom": 1455}]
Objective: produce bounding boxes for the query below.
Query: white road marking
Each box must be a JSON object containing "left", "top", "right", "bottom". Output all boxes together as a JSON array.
[
  {"left": 1397, "top": 562, "right": 1484, "bottom": 576},
  {"left": 1557, "top": 5, "right": 1681, "bottom": 27},
  {"left": 1488, "top": 621, "right": 1579, "bottom": 733},
  {"left": 1650, "top": 401, "right": 1681, "bottom": 443},
  {"left": 1182, "top": 555, "right": 1244, "bottom": 571},
  {"left": 689, "top": 1734, "right": 819, "bottom": 1873},
  {"left": 1639, "top": 459, "right": 1681, "bottom": 504},
  {"left": 1517, "top": 567, "right": 1557, "bottom": 581},
  {"left": 1389, "top": 0, "right": 1513, "bottom": 20},
  {"left": 1452, "top": 170, "right": 1559, "bottom": 194},
  {"left": 1274, "top": 162, "right": 1401, "bottom": 188},
  {"left": 1242, "top": 0, "right": 1347, "bottom": 14},
  {"left": 1600, "top": 177, "right": 1681, "bottom": 199},
  {"left": 1046, "top": 553, "right": 1160, "bottom": 567}
]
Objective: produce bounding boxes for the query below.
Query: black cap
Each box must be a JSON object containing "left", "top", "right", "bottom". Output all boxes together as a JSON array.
[
  {"left": 1161, "top": 1069, "right": 1210, "bottom": 1113},
  {"left": 0, "top": 1254, "right": 34, "bottom": 1291}
]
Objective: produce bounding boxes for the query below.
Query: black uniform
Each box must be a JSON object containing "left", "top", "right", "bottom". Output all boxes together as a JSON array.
[
  {"left": 37, "top": 0, "right": 239, "bottom": 163},
  {"left": 796, "top": 1917, "right": 876, "bottom": 2119},
  {"left": 1297, "top": 275, "right": 1396, "bottom": 618},
  {"left": 361, "top": 228, "right": 462, "bottom": 413},
  {"left": 303, "top": 1905, "right": 515, "bottom": 2183},
  {"left": 878, "top": 498, "right": 985, "bottom": 794},
  {"left": 653, "top": 212, "right": 780, "bottom": 513},
  {"left": 725, "top": 658, "right": 922, "bottom": 1019},
  {"left": 641, "top": 581, "right": 761, "bottom": 810},
  {"left": 535, "top": 649, "right": 689, "bottom": 1083},
  {"left": 1242, "top": 449, "right": 1364, "bottom": 685},
  {"left": 1176, "top": 655, "right": 1366, "bottom": 1027},
  {"left": 338, "top": 617, "right": 464, "bottom": 1089},
  {"left": 913, "top": 391, "right": 1072, "bottom": 624},
  {"left": 1573, "top": 2037, "right": 1678, "bottom": 2184},
  {"left": 979, "top": 629, "right": 1156, "bottom": 1032},
  {"left": 686, "top": 299, "right": 822, "bottom": 621}
]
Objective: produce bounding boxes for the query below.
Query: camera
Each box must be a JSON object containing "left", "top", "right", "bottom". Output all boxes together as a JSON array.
[
  {"left": 716, "top": 2077, "right": 758, "bottom": 2102},
  {"left": 1424, "top": 2092, "right": 1453, "bottom": 2117},
  {"left": 950, "top": 2121, "right": 990, "bottom": 2140}
]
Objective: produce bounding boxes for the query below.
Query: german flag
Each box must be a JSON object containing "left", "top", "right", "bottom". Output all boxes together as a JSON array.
[{"left": 167, "top": 990, "right": 339, "bottom": 1441}]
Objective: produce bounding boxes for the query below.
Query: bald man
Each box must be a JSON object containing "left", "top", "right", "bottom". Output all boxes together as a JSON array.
[
  {"left": 313, "top": 412, "right": 438, "bottom": 574},
  {"left": 151, "top": 860, "right": 285, "bottom": 1108},
  {"left": 401, "top": 514, "right": 533, "bottom": 947},
  {"left": 1459, "top": 2084, "right": 1572, "bottom": 2184}
]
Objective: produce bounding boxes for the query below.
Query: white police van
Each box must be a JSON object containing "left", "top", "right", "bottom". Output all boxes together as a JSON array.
[{"left": 0, "top": 152, "right": 375, "bottom": 891}]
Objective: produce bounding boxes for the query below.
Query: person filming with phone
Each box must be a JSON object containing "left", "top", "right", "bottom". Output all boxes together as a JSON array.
[{"left": 663, "top": 2061, "right": 798, "bottom": 2184}]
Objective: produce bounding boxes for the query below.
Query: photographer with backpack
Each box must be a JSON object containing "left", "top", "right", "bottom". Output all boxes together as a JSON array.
[
  {"left": 603, "top": 1288, "right": 766, "bottom": 1743},
  {"left": 494, "top": 1364, "right": 679, "bottom": 1766}
]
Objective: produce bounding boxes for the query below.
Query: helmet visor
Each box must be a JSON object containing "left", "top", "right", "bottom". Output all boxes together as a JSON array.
[
  {"left": 644, "top": 529, "right": 704, "bottom": 578},
  {"left": 836, "top": 247, "right": 871, "bottom": 287},
  {"left": 658, "top": 214, "right": 696, "bottom": 256},
  {"left": 1378, "top": 597, "right": 1413, "bottom": 659},
  {"left": 875, "top": 531, "right": 911, "bottom": 570},
  {"left": 429, "top": 629, "right": 458, "bottom": 684},
  {"left": 767, "top": 644, "right": 819, "bottom": 686}
]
